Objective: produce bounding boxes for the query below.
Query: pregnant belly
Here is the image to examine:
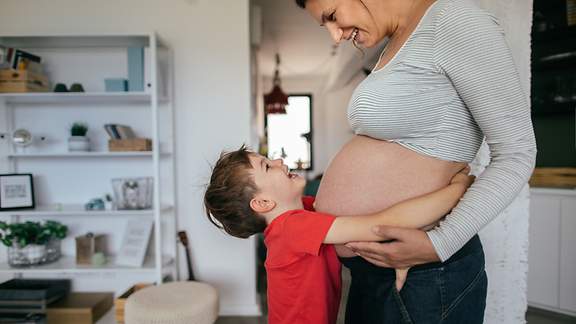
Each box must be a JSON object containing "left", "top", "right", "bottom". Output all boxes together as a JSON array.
[{"left": 315, "top": 135, "right": 466, "bottom": 257}]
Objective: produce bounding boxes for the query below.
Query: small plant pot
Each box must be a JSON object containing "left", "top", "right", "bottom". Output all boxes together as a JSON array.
[
  {"left": 68, "top": 136, "right": 90, "bottom": 152},
  {"left": 8, "top": 244, "right": 47, "bottom": 267}
]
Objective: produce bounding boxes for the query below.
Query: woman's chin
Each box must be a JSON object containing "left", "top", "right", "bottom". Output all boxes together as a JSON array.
[{"left": 359, "top": 38, "right": 377, "bottom": 48}]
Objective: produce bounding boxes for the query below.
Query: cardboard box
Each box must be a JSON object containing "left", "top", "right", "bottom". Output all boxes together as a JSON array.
[
  {"left": 108, "top": 138, "right": 152, "bottom": 152},
  {"left": 46, "top": 292, "right": 113, "bottom": 324},
  {"left": 115, "top": 283, "right": 153, "bottom": 324}
]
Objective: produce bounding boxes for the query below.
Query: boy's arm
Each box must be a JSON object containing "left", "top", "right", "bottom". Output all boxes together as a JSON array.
[{"left": 324, "top": 170, "right": 474, "bottom": 244}]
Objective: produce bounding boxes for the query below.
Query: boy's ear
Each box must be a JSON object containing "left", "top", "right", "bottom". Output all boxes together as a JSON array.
[{"left": 250, "top": 197, "right": 276, "bottom": 213}]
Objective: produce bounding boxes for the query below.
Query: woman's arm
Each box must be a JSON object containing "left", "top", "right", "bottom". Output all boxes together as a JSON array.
[
  {"left": 324, "top": 171, "right": 473, "bottom": 244},
  {"left": 425, "top": 2, "right": 537, "bottom": 261}
]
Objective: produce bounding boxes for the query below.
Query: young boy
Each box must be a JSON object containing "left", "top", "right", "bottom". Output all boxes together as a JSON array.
[{"left": 204, "top": 146, "right": 474, "bottom": 324}]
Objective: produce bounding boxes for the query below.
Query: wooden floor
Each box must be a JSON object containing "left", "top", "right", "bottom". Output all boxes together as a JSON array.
[
  {"left": 215, "top": 317, "right": 266, "bottom": 324},
  {"left": 217, "top": 264, "right": 576, "bottom": 324},
  {"left": 217, "top": 309, "right": 575, "bottom": 324}
]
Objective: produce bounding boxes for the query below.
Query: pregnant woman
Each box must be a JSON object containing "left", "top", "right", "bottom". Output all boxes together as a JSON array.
[{"left": 295, "top": 0, "right": 537, "bottom": 323}]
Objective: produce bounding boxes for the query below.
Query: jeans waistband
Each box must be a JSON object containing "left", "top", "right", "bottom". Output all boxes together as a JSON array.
[{"left": 340, "top": 235, "right": 483, "bottom": 275}]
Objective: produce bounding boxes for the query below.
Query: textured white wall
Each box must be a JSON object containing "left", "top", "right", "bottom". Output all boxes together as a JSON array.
[{"left": 0, "top": 0, "right": 259, "bottom": 315}]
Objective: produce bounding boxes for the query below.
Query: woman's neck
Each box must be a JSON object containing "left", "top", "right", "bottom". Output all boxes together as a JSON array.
[{"left": 375, "top": 0, "right": 431, "bottom": 38}]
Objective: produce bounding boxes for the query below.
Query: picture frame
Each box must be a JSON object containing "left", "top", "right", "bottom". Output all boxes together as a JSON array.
[
  {"left": 115, "top": 219, "right": 153, "bottom": 267},
  {"left": 0, "top": 174, "right": 35, "bottom": 211}
]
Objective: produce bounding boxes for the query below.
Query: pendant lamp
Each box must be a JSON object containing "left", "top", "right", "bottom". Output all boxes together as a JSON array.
[{"left": 264, "top": 54, "right": 288, "bottom": 114}]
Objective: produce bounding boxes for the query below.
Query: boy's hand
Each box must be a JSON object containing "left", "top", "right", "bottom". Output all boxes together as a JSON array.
[
  {"left": 450, "top": 166, "right": 475, "bottom": 188},
  {"left": 395, "top": 268, "right": 409, "bottom": 291}
]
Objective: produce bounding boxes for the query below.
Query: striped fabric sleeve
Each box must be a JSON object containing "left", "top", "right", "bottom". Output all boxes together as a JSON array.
[{"left": 427, "top": 1, "right": 537, "bottom": 261}]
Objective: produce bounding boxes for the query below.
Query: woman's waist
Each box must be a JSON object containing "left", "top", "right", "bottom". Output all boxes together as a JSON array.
[{"left": 339, "top": 235, "right": 483, "bottom": 276}]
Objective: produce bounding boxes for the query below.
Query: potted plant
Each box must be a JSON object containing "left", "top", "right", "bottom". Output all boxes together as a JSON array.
[
  {"left": 0, "top": 220, "right": 68, "bottom": 267},
  {"left": 68, "top": 122, "right": 90, "bottom": 152}
]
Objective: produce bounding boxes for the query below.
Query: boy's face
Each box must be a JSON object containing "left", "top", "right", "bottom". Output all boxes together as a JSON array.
[{"left": 248, "top": 153, "right": 306, "bottom": 207}]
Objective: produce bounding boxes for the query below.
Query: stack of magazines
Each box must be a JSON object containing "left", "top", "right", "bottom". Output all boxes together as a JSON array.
[{"left": 0, "top": 279, "right": 71, "bottom": 323}]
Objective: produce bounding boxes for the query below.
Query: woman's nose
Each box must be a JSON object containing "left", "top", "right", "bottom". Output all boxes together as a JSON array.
[
  {"left": 272, "top": 159, "right": 284, "bottom": 166},
  {"left": 325, "top": 23, "right": 344, "bottom": 44}
]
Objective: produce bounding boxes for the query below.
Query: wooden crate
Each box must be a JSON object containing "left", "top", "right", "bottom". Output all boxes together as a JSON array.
[
  {"left": 0, "top": 69, "right": 50, "bottom": 93},
  {"left": 529, "top": 168, "right": 576, "bottom": 188},
  {"left": 108, "top": 138, "right": 152, "bottom": 152},
  {"left": 115, "top": 283, "right": 153, "bottom": 324},
  {"left": 46, "top": 292, "right": 113, "bottom": 324}
]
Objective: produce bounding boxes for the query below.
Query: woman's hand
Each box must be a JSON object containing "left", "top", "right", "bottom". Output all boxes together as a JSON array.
[{"left": 345, "top": 226, "right": 441, "bottom": 268}]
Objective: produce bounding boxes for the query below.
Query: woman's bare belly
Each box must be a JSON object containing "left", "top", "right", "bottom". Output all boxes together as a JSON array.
[{"left": 315, "top": 135, "right": 466, "bottom": 257}]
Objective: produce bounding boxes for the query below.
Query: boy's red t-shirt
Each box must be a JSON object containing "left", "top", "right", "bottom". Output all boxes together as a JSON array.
[{"left": 263, "top": 196, "right": 341, "bottom": 324}]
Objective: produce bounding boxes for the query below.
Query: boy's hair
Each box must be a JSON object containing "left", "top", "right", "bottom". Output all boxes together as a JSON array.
[
  {"left": 204, "top": 145, "right": 267, "bottom": 238},
  {"left": 295, "top": 0, "right": 306, "bottom": 8}
]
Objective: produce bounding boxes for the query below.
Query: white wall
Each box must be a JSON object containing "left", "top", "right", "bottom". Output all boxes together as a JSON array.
[{"left": 0, "top": 0, "right": 260, "bottom": 316}]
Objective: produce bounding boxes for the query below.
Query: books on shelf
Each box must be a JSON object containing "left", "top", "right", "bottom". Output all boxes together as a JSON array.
[
  {"left": 0, "top": 46, "right": 7, "bottom": 69},
  {"left": 0, "top": 46, "right": 42, "bottom": 71},
  {"left": 127, "top": 47, "right": 144, "bottom": 92},
  {"left": 103, "top": 124, "right": 136, "bottom": 140}
]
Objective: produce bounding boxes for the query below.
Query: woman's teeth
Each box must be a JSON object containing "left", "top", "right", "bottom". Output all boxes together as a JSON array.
[{"left": 351, "top": 29, "right": 358, "bottom": 42}]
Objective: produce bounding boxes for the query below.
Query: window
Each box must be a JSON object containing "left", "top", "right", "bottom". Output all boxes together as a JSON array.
[{"left": 265, "top": 94, "right": 313, "bottom": 170}]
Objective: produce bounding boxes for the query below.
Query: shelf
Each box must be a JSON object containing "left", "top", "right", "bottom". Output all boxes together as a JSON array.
[
  {"left": 7, "top": 151, "right": 155, "bottom": 158},
  {"left": 0, "top": 255, "right": 174, "bottom": 274},
  {"left": 0, "top": 204, "right": 173, "bottom": 217},
  {"left": 0, "top": 92, "right": 164, "bottom": 105},
  {"left": 0, "top": 33, "right": 166, "bottom": 48}
]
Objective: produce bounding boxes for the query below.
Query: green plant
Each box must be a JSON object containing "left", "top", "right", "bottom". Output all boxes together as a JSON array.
[
  {"left": 70, "top": 122, "right": 88, "bottom": 136},
  {"left": 0, "top": 220, "right": 68, "bottom": 248}
]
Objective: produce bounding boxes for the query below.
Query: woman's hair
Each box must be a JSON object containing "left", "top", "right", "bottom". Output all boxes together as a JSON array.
[
  {"left": 204, "top": 145, "right": 267, "bottom": 239},
  {"left": 293, "top": 0, "right": 364, "bottom": 56}
]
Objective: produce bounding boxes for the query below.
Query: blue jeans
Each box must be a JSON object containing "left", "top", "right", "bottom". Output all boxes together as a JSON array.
[{"left": 340, "top": 235, "right": 487, "bottom": 324}]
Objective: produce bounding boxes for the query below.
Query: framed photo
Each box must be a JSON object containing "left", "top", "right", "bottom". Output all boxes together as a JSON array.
[{"left": 0, "top": 174, "right": 35, "bottom": 211}]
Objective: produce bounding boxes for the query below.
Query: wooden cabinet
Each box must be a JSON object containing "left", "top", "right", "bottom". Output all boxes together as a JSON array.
[
  {"left": 528, "top": 188, "right": 576, "bottom": 316},
  {"left": 559, "top": 199, "right": 576, "bottom": 311}
]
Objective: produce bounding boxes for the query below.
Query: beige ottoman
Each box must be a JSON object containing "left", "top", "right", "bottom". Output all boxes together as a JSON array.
[{"left": 125, "top": 281, "right": 219, "bottom": 324}]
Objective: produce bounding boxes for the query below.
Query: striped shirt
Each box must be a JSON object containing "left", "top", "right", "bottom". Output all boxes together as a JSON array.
[{"left": 347, "top": 0, "right": 537, "bottom": 261}]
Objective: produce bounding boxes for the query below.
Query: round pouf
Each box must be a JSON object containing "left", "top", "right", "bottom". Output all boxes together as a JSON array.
[{"left": 125, "top": 281, "right": 219, "bottom": 324}]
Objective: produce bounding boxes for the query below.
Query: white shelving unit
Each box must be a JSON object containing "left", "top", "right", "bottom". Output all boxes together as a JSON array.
[{"left": 0, "top": 33, "right": 177, "bottom": 294}]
